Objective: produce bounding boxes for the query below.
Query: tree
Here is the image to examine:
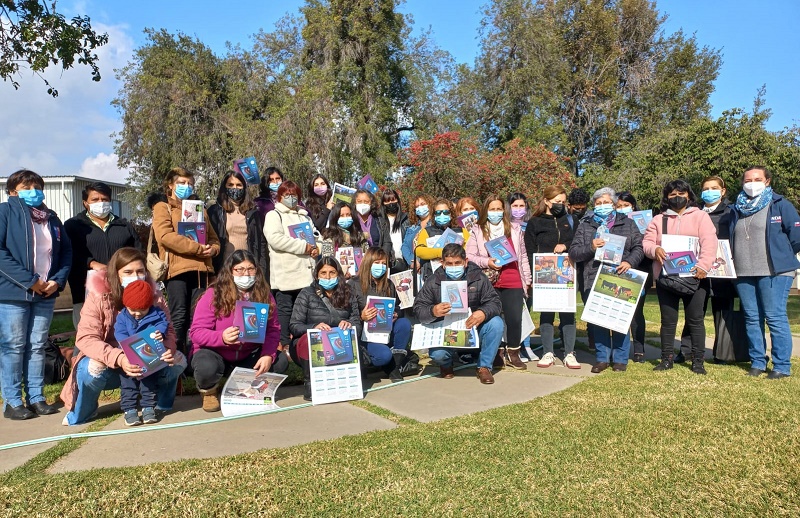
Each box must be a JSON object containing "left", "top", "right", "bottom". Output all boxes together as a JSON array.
[{"left": 0, "top": 0, "right": 108, "bottom": 96}]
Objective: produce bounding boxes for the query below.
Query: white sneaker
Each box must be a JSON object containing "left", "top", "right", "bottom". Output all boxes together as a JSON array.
[
  {"left": 564, "top": 352, "right": 581, "bottom": 370},
  {"left": 537, "top": 352, "right": 555, "bottom": 368},
  {"left": 523, "top": 346, "right": 539, "bottom": 361}
]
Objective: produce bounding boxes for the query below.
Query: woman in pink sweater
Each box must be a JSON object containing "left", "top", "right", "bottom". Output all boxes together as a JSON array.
[{"left": 643, "top": 180, "right": 718, "bottom": 374}]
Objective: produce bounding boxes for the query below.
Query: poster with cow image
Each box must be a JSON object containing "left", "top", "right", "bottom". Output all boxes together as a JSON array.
[
  {"left": 531, "top": 254, "right": 576, "bottom": 312},
  {"left": 581, "top": 265, "right": 648, "bottom": 334}
]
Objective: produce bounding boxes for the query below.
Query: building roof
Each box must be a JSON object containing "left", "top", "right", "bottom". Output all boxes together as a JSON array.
[{"left": 0, "top": 175, "right": 129, "bottom": 189}]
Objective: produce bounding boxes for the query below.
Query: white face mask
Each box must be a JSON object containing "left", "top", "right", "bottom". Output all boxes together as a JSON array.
[
  {"left": 88, "top": 201, "right": 112, "bottom": 218},
  {"left": 120, "top": 275, "right": 146, "bottom": 288},
  {"left": 233, "top": 275, "right": 256, "bottom": 290},
  {"left": 743, "top": 181, "right": 766, "bottom": 198},
  {"left": 356, "top": 203, "right": 371, "bottom": 216}
]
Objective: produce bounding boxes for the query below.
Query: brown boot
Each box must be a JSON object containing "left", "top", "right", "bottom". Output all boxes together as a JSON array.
[
  {"left": 440, "top": 366, "right": 455, "bottom": 379},
  {"left": 504, "top": 347, "right": 527, "bottom": 370},
  {"left": 199, "top": 385, "right": 220, "bottom": 412},
  {"left": 493, "top": 348, "right": 506, "bottom": 370},
  {"left": 476, "top": 367, "right": 495, "bottom": 384}
]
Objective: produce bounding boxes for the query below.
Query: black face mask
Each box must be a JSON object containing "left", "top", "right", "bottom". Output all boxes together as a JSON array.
[
  {"left": 227, "top": 188, "right": 245, "bottom": 202},
  {"left": 571, "top": 209, "right": 586, "bottom": 220},
  {"left": 667, "top": 196, "right": 688, "bottom": 211},
  {"left": 384, "top": 202, "right": 399, "bottom": 215},
  {"left": 550, "top": 203, "right": 566, "bottom": 217}
]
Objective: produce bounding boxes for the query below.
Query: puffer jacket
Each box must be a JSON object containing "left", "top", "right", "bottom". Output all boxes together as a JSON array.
[
  {"left": 348, "top": 274, "right": 403, "bottom": 316},
  {"left": 60, "top": 273, "right": 177, "bottom": 411},
  {"left": 413, "top": 262, "right": 502, "bottom": 325},
  {"left": 289, "top": 283, "right": 361, "bottom": 340},
  {"left": 152, "top": 195, "right": 220, "bottom": 279}
]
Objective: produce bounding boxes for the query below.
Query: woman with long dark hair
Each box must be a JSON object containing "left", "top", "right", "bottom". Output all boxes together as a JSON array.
[
  {"left": 353, "top": 188, "right": 391, "bottom": 258},
  {"left": 254, "top": 166, "right": 285, "bottom": 216},
  {"left": 380, "top": 188, "right": 409, "bottom": 273},
  {"left": 401, "top": 193, "right": 435, "bottom": 269},
  {"left": 304, "top": 173, "right": 334, "bottom": 232},
  {"left": 318, "top": 202, "right": 369, "bottom": 263}
]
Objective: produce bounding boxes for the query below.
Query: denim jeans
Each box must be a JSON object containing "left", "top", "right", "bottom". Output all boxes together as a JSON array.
[
  {"left": 0, "top": 298, "right": 56, "bottom": 409},
  {"left": 119, "top": 372, "right": 159, "bottom": 412},
  {"left": 429, "top": 315, "right": 504, "bottom": 369},
  {"left": 593, "top": 326, "right": 631, "bottom": 365},
  {"left": 367, "top": 317, "right": 413, "bottom": 368},
  {"left": 64, "top": 353, "right": 185, "bottom": 425},
  {"left": 735, "top": 275, "right": 794, "bottom": 374}
]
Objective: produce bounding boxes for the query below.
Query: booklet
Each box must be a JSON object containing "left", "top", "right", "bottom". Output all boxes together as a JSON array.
[
  {"left": 177, "top": 221, "right": 207, "bottom": 245},
  {"left": 287, "top": 221, "right": 316, "bottom": 246},
  {"left": 233, "top": 156, "right": 260, "bottom": 185},
  {"left": 220, "top": 367, "right": 287, "bottom": 417},
  {"left": 433, "top": 228, "right": 465, "bottom": 248},
  {"left": 389, "top": 270, "right": 415, "bottom": 309},
  {"left": 335, "top": 246, "right": 363, "bottom": 276},
  {"left": 231, "top": 301, "right": 271, "bottom": 343},
  {"left": 307, "top": 328, "right": 363, "bottom": 405},
  {"left": 707, "top": 239, "right": 737, "bottom": 279},
  {"left": 441, "top": 280, "right": 468, "bottom": 314},
  {"left": 118, "top": 326, "right": 168, "bottom": 378},
  {"left": 594, "top": 234, "right": 626, "bottom": 265},
  {"left": 581, "top": 265, "right": 648, "bottom": 334},
  {"left": 365, "top": 296, "right": 395, "bottom": 333},
  {"left": 356, "top": 174, "right": 379, "bottom": 195},
  {"left": 332, "top": 183, "right": 356, "bottom": 204},
  {"left": 181, "top": 200, "right": 204, "bottom": 222},
  {"left": 457, "top": 210, "right": 479, "bottom": 231},
  {"left": 628, "top": 210, "right": 652, "bottom": 234},
  {"left": 663, "top": 251, "right": 697, "bottom": 276},
  {"left": 485, "top": 235, "right": 517, "bottom": 266}
]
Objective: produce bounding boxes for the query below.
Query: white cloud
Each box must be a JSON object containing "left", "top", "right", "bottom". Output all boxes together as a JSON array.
[{"left": 77, "top": 152, "right": 130, "bottom": 184}]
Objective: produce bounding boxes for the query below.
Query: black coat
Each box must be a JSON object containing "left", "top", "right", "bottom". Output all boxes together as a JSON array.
[
  {"left": 289, "top": 283, "right": 362, "bottom": 341},
  {"left": 701, "top": 201, "right": 736, "bottom": 298},
  {"left": 412, "top": 262, "right": 502, "bottom": 324},
  {"left": 207, "top": 203, "right": 268, "bottom": 279},
  {"left": 64, "top": 211, "right": 141, "bottom": 303},
  {"left": 524, "top": 213, "right": 574, "bottom": 264},
  {"left": 569, "top": 214, "right": 644, "bottom": 294},
  {"left": 382, "top": 212, "right": 410, "bottom": 270},
  {"left": 348, "top": 274, "right": 404, "bottom": 317}
]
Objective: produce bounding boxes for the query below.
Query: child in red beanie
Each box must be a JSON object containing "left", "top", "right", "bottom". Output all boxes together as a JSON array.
[{"left": 114, "top": 279, "right": 171, "bottom": 426}]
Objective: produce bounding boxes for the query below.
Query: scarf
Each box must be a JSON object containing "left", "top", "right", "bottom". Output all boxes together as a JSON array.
[
  {"left": 29, "top": 206, "right": 50, "bottom": 224},
  {"left": 592, "top": 211, "right": 616, "bottom": 235},
  {"left": 734, "top": 187, "right": 772, "bottom": 217},
  {"left": 488, "top": 222, "right": 505, "bottom": 240},
  {"left": 360, "top": 214, "right": 374, "bottom": 245}
]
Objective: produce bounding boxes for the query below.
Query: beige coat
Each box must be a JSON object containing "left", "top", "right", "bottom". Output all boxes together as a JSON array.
[{"left": 263, "top": 202, "right": 316, "bottom": 291}]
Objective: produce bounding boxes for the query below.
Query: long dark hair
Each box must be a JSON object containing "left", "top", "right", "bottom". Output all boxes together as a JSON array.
[
  {"left": 305, "top": 173, "right": 332, "bottom": 224},
  {"left": 660, "top": 179, "right": 697, "bottom": 212},
  {"left": 322, "top": 202, "right": 366, "bottom": 249},
  {"left": 616, "top": 191, "right": 639, "bottom": 211},
  {"left": 314, "top": 256, "right": 352, "bottom": 309},
  {"left": 381, "top": 188, "right": 404, "bottom": 233},
  {"left": 212, "top": 250, "right": 272, "bottom": 319},
  {"left": 259, "top": 166, "right": 285, "bottom": 198},
  {"left": 507, "top": 192, "right": 532, "bottom": 222},
  {"left": 217, "top": 170, "right": 254, "bottom": 213}
]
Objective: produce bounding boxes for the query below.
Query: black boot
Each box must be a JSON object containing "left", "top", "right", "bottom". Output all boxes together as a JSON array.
[
  {"left": 387, "top": 351, "right": 406, "bottom": 382},
  {"left": 399, "top": 351, "right": 420, "bottom": 375},
  {"left": 299, "top": 358, "right": 312, "bottom": 401},
  {"left": 691, "top": 358, "right": 707, "bottom": 375}
]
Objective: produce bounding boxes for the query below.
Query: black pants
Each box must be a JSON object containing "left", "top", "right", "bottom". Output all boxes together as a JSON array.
[
  {"left": 629, "top": 289, "right": 648, "bottom": 356},
  {"left": 273, "top": 289, "right": 302, "bottom": 346},
  {"left": 119, "top": 372, "right": 158, "bottom": 412},
  {"left": 191, "top": 348, "right": 288, "bottom": 390},
  {"left": 656, "top": 283, "right": 708, "bottom": 360},
  {"left": 680, "top": 291, "right": 733, "bottom": 358},
  {"left": 166, "top": 271, "right": 209, "bottom": 356},
  {"left": 497, "top": 287, "right": 525, "bottom": 348},
  {"left": 580, "top": 288, "right": 595, "bottom": 348}
]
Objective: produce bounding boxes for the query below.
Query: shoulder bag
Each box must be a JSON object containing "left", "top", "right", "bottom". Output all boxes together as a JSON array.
[{"left": 655, "top": 215, "right": 700, "bottom": 296}]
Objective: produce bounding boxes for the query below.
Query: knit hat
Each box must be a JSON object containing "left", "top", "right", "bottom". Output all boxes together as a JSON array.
[{"left": 122, "top": 279, "right": 153, "bottom": 311}]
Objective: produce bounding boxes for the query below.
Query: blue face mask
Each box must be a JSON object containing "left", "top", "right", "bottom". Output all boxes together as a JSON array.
[
  {"left": 434, "top": 214, "right": 451, "bottom": 227},
  {"left": 174, "top": 184, "right": 193, "bottom": 200},
  {"left": 370, "top": 263, "right": 387, "bottom": 279},
  {"left": 593, "top": 204, "right": 614, "bottom": 217},
  {"left": 269, "top": 182, "right": 281, "bottom": 192},
  {"left": 337, "top": 217, "right": 353, "bottom": 229},
  {"left": 701, "top": 189, "right": 722, "bottom": 204},
  {"left": 415, "top": 205, "right": 429, "bottom": 217},
  {"left": 616, "top": 206, "right": 633, "bottom": 215},
  {"left": 318, "top": 277, "right": 339, "bottom": 290},
  {"left": 17, "top": 189, "right": 45, "bottom": 207},
  {"left": 487, "top": 211, "right": 504, "bottom": 224},
  {"left": 445, "top": 265, "right": 465, "bottom": 279}
]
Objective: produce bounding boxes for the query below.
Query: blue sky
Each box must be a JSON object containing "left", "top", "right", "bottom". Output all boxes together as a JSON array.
[{"left": 0, "top": 0, "right": 796, "bottom": 181}]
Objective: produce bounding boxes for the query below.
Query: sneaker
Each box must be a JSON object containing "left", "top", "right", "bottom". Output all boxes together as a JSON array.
[
  {"left": 537, "top": 352, "right": 555, "bottom": 368},
  {"left": 124, "top": 409, "right": 141, "bottom": 427},
  {"left": 563, "top": 352, "right": 581, "bottom": 370},
  {"left": 476, "top": 367, "right": 495, "bottom": 384},
  {"left": 653, "top": 358, "right": 674, "bottom": 371},
  {"left": 691, "top": 361, "right": 706, "bottom": 375},
  {"left": 141, "top": 407, "right": 158, "bottom": 424}
]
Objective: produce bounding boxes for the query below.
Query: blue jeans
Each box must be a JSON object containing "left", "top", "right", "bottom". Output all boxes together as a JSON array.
[
  {"left": 429, "top": 315, "right": 504, "bottom": 369},
  {"left": 366, "top": 317, "right": 412, "bottom": 368},
  {"left": 0, "top": 298, "right": 56, "bottom": 409},
  {"left": 735, "top": 276, "right": 794, "bottom": 375},
  {"left": 64, "top": 354, "right": 185, "bottom": 425},
  {"left": 593, "top": 326, "right": 631, "bottom": 365}
]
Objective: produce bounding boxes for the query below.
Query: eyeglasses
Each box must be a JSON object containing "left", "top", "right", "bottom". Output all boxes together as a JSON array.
[
  {"left": 232, "top": 267, "right": 257, "bottom": 275},
  {"left": 434, "top": 210, "right": 451, "bottom": 216}
]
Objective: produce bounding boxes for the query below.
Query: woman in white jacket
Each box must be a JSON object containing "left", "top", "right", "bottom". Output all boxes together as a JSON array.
[{"left": 263, "top": 181, "right": 319, "bottom": 347}]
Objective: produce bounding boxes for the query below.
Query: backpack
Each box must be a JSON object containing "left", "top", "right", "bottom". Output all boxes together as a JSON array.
[{"left": 44, "top": 338, "right": 70, "bottom": 384}]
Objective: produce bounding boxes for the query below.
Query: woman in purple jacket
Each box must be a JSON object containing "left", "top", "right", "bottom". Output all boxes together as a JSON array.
[{"left": 189, "top": 250, "right": 283, "bottom": 412}]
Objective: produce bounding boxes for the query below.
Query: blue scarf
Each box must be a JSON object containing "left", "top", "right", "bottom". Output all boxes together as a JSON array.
[
  {"left": 734, "top": 187, "right": 772, "bottom": 217},
  {"left": 592, "top": 211, "right": 616, "bottom": 234}
]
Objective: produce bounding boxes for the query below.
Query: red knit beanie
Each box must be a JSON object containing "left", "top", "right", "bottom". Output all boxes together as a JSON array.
[{"left": 122, "top": 280, "right": 153, "bottom": 311}]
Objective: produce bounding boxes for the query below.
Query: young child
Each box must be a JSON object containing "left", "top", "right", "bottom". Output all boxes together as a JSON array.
[{"left": 114, "top": 279, "right": 171, "bottom": 426}]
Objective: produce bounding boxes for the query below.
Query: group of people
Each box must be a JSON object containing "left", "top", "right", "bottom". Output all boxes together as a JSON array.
[{"left": 0, "top": 165, "right": 797, "bottom": 425}]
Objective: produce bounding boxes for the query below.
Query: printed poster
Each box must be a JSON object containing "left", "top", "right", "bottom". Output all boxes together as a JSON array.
[
  {"left": 389, "top": 270, "right": 415, "bottom": 309},
  {"left": 531, "top": 254, "right": 576, "bottom": 313},
  {"left": 707, "top": 239, "right": 737, "bottom": 279},
  {"left": 181, "top": 200, "right": 204, "bottom": 222},
  {"left": 581, "top": 265, "right": 648, "bottom": 334},
  {"left": 410, "top": 311, "right": 474, "bottom": 351},
  {"left": 220, "top": 368, "right": 287, "bottom": 417},
  {"left": 485, "top": 235, "right": 518, "bottom": 266},
  {"left": 307, "top": 328, "right": 364, "bottom": 405},
  {"left": 594, "top": 234, "right": 626, "bottom": 265},
  {"left": 332, "top": 183, "right": 356, "bottom": 204},
  {"left": 441, "top": 280, "right": 468, "bottom": 314}
]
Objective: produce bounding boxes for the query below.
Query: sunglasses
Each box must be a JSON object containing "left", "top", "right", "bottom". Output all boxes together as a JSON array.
[{"left": 434, "top": 210, "right": 451, "bottom": 216}]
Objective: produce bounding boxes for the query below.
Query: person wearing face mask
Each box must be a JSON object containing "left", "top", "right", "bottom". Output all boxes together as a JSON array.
[
  {"left": 290, "top": 256, "right": 362, "bottom": 400},
  {"left": 304, "top": 173, "right": 334, "bottom": 231},
  {"left": 566, "top": 188, "right": 590, "bottom": 230},
  {"left": 0, "top": 169, "right": 72, "bottom": 420},
  {"left": 379, "top": 189, "right": 410, "bottom": 273},
  {"left": 349, "top": 247, "right": 418, "bottom": 382},
  {"left": 401, "top": 194, "right": 435, "bottom": 270},
  {"left": 414, "top": 198, "right": 470, "bottom": 284},
  {"left": 413, "top": 244, "right": 504, "bottom": 384},
  {"left": 207, "top": 170, "right": 268, "bottom": 281},
  {"left": 643, "top": 180, "right": 717, "bottom": 374},
  {"left": 189, "top": 250, "right": 283, "bottom": 412},
  {"left": 65, "top": 181, "right": 142, "bottom": 328},
  {"left": 727, "top": 167, "right": 800, "bottom": 378},
  {"left": 525, "top": 186, "right": 578, "bottom": 369},
  {"left": 264, "top": 180, "right": 320, "bottom": 350},
  {"left": 60, "top": 248, "right": 185, "bottom": 425},
  {"left": 152, "top": 167, "right": 221, "bottom": 357},
  {"left": 254, "top": 166, "right": 286, "bottom": 216},
  {"left": 318, "top": 202, "right": 369, "bottom": 263},
  {"left": 570, "top": 187, "right": 644, "bottom": 374},
  {"left": 467, "top": 195, "right": 532, "bottom": 370},
  {"left": 353, "top": 188, "right": 392, "bottom": 259}
]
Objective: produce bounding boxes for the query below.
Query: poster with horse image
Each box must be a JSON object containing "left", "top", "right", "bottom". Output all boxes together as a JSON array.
[
  {"left": 581, "top": 265, "right": 647, "bottom": 334},
  {"left": 531, "top": 254, "right": 576, "bottom": 312}
]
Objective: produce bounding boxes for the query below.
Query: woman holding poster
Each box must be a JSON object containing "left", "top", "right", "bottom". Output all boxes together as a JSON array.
[{"left": 569, "top": 187, "right": 643, "bottom": 374}]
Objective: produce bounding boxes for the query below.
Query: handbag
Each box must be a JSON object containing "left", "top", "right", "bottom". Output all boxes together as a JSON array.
[
  {"left": 655, "top": 215, "right": 700, "bottom": 296},
  {"left": 481, "top": 267, "right": 500, "bottom": 285},
  {"left": 146, "top": 224, "right": 169, "bottom": 282}
]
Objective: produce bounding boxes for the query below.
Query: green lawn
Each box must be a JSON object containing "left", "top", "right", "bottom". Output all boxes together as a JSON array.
[{"left": 2, "top": 359, "right": 799, "bottom": 516}]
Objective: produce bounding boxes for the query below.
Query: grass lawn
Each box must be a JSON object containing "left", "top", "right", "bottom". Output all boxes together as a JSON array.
[{"left": 2, "top": 359, "right": 799, "bottom": 516}]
